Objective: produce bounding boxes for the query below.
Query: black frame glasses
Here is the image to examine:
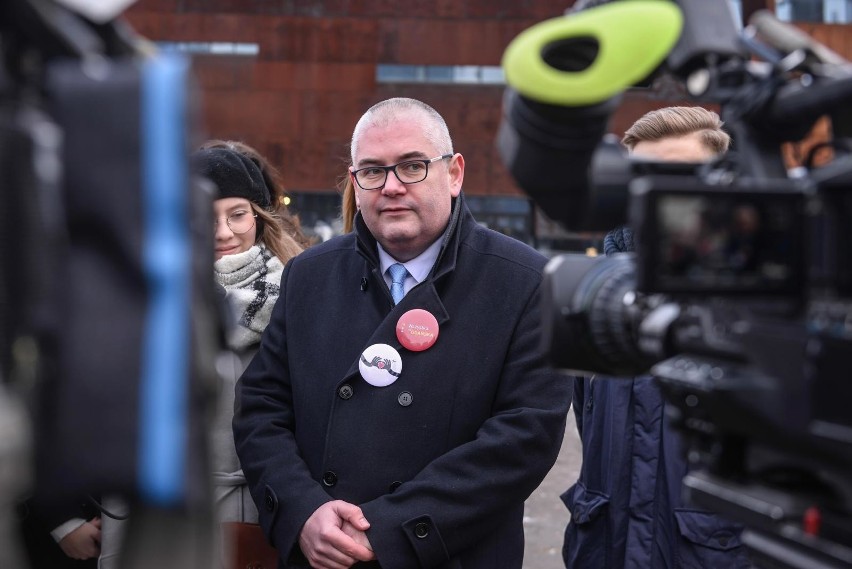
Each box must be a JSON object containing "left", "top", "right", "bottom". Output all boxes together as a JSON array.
[{"left": 351, "top": 154, "right": 453, "bottom": 190}]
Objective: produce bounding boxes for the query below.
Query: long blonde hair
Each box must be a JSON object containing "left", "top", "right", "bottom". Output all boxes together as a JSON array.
[
  {"left": 253, "top": 203, "right": 304, "bottom": 262},
  {"left": 340, "top": 172, "right": 357, "bottom": 233}
]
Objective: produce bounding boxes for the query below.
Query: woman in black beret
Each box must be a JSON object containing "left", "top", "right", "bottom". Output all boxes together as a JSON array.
[
  {"left": 199, "top": 141, "right": 307, "bottom": 567},
  {"left": 99, "top": 141, "right": 306, "bottom": 569}
]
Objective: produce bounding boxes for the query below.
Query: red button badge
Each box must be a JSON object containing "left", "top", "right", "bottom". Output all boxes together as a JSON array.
[{"left": 396, "top": 309, "right": 440, "bottom": 352}]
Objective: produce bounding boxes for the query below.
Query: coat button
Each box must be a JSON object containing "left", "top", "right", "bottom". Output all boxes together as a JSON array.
[
  {"left": 414, "top": 521, "right": 430, "bottom": 539},
  {"left": 264, "top": 492, "right": 274, "bottom": 512},
  {"left": 389, "top": 481, "right": 402, "bottom": 493},
  {"left": 397, "top": 391, "right": 413, "bottom": 407},
  {"left": 322, "top": 471, "right": 337, "bottom": 487},
  {"left": 338, "top": 384, "right": 353, "bottom": 400}
]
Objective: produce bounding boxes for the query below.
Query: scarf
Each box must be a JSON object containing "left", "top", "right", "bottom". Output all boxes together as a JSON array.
[{"left": 214, "top": 244, "right": 284, "bottom": 351}]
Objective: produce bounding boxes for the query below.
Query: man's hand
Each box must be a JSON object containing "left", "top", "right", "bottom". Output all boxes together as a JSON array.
[
  {"left": 58, "top": 517, "right": 101, "bottom": 560},
  {"left": 299, "top": 501, "right": 375, "bottom": 569},
  {"left": 341, "top": 519, "right": 373, "bottom": 552}
]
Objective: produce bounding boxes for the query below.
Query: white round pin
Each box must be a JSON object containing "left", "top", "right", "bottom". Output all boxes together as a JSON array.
[{"left": 359, "top": 343, "right": 402, "bottom": 387}]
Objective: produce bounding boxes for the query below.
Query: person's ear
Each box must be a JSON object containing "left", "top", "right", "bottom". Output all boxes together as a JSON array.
[{"left": 448, "top": 153, "right": 464, "bottom": 198}]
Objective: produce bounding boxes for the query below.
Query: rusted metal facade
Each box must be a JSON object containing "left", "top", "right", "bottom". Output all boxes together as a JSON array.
[{"left": 123, "top": 1, "right": 847, "bottom": 240}]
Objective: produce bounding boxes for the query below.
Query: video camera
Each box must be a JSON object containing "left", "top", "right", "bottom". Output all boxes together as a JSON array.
[{"left": 497, "top": 1, "right": 852, "bottom": 567}]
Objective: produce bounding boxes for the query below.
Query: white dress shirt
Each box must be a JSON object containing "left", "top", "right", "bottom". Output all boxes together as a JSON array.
[{"left": 377, "top": 238, "right": 442, "bottom": 299}]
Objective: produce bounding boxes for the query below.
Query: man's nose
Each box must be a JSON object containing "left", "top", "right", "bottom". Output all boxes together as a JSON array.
[{"left": 381, "top": 169, "right": 407, "bottom": 195}]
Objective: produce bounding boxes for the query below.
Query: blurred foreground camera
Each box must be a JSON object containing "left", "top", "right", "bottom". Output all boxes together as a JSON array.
[
  {"left": 1, "top": 1, "right": 221, "bottom": 568},
  {"left": 499, "top": 1, "right": 852, "bottom": 567}
]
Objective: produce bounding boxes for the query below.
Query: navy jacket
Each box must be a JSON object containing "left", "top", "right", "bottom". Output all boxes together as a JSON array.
[
  {"left": 562, "top": 375, "right": 752, "bottom": 568},
  {"left": 234, "top": 196, "right": 572, "bottom": 569}
]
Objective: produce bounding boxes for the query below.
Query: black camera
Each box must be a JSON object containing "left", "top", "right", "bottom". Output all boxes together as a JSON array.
[{"left": 498, "top": 1, "right": 852, "bottom": 567}]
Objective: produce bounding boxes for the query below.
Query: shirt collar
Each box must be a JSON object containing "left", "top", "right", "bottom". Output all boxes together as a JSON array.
[{"left": 377, "top": 237, "right": 442, "bottom": 285}]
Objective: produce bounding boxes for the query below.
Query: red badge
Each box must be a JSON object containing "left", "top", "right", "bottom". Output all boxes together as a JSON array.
[{"left": 396, "top": 309, "right": 440, "bottom": 352}]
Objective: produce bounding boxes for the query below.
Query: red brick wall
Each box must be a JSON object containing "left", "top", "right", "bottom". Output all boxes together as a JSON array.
[
  {"left": 123, "top": 1, "right": 845, "bottom": 202},
  {"left": 125, "top": 1, "right": 568, "bottom": 198}
]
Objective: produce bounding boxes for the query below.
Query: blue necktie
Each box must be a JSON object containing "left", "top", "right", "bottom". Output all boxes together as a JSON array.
[{"left": 388, "top": 263, "right": 409, "bottom": 305}]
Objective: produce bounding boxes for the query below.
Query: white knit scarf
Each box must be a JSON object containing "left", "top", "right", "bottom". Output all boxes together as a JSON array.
[{"left": 214, "top": 244, "right": 284, "bottom": 351}]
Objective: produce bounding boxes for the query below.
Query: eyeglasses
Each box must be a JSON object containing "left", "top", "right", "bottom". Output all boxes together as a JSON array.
[
  {"left": 351, "top": 154, "right": 453, "bottom": 190},
  {"left": 215, "top": 209, "right": 257, "bottom": 234}
]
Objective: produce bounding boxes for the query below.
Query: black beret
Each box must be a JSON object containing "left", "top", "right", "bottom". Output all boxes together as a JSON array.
[{"left": 193, "top": 147, "right": 271, "bottom": 208}]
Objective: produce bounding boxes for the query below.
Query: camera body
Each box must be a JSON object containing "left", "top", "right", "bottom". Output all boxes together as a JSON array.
[
  {"left": 539, "top": 144, "right": 852, "bottom": 569},
  {"left": 498, "top": 1, "right": 852, "bottom": 566}
]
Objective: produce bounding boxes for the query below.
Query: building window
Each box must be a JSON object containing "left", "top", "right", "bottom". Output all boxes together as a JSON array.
[
  {"left": 783, "top": 0, "right": 824, "bottom": 21},
  {"left": 776, "top": 0, "right": 852, "bottom": 22},
  {"left": 156, "top": 42, "right": 260, "bottom": 56},
  {"left": 466, "top": 196, "right": 533, "bottom": 244},
  {"left": 377, "top": 65, "right": 505, "bottom": 85},
  {"left": 825, "top": 0, "right": 852, "bottom": 22}
]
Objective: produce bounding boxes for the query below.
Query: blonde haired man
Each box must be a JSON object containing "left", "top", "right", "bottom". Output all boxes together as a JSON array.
[{"left": 562, "top": 106, "right": 751, "bottom": 569}]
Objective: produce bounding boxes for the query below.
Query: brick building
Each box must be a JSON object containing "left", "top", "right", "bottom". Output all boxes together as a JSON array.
[{"left": 124, "top": 0, "right": 850, "bottom": 248}]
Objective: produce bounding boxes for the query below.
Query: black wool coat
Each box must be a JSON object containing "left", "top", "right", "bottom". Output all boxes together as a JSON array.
[{"left": 233, "top": 196, "right": 573, "bottom": 568}]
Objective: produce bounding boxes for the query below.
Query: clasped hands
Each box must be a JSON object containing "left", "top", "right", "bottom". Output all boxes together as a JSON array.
[{"left": 299, "top": 500, "right": 376, "bottom": 569}]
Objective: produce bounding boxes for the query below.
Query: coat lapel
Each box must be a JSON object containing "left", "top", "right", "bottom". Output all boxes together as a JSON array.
[
  {"left": 341, "top": 193, "right": 473, "bottom": 386},
  {"left": 338, "top": 281, "right": 450, "bottom": 386}
]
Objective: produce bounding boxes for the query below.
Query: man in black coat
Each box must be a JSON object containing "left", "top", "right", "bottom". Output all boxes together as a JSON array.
[{"left": 233, "top": 97, "right": 572, "bottom": 569}]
